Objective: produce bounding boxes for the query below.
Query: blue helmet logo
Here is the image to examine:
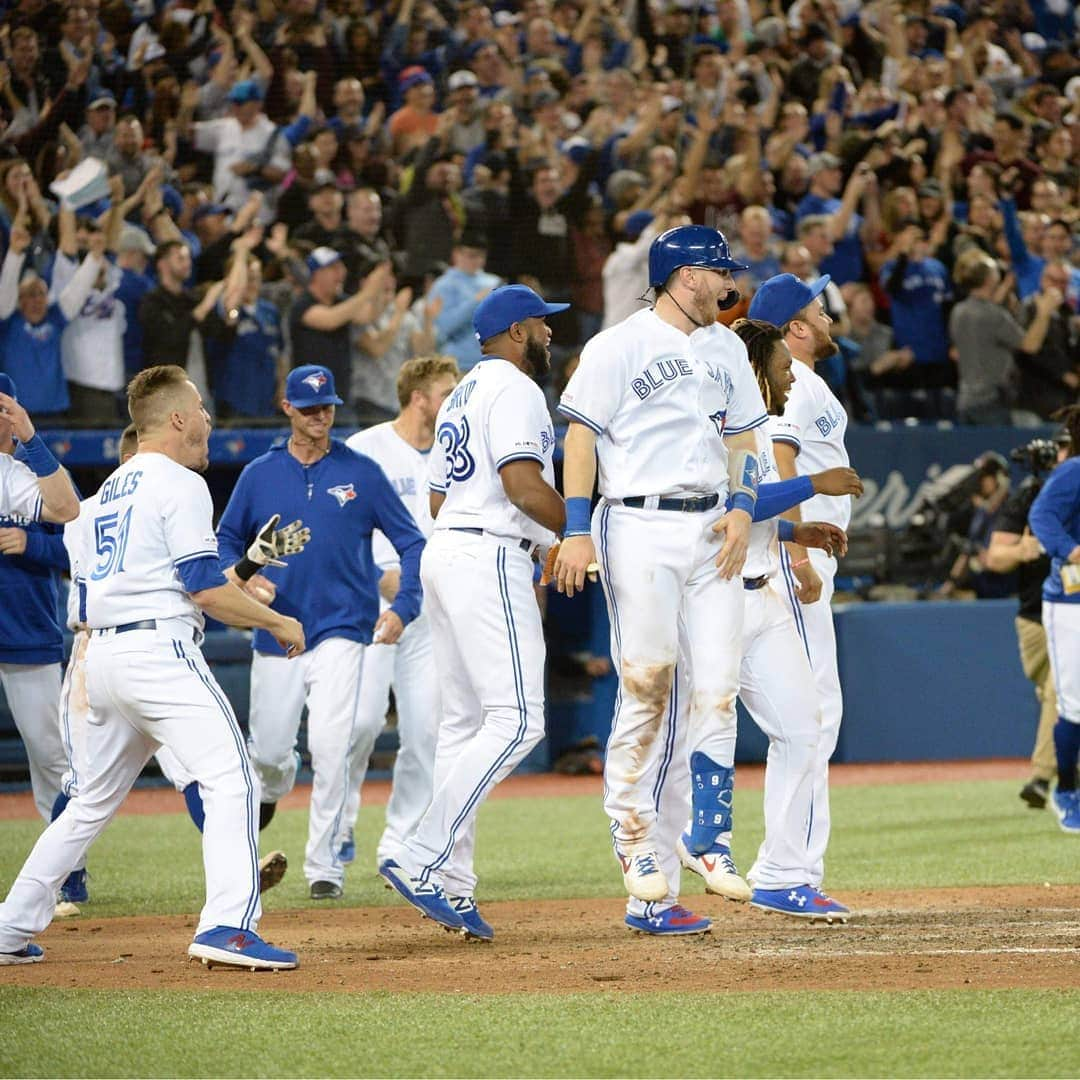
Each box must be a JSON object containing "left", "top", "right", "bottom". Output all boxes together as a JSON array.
[{"left": 648, "top": 225, "right": 749, "bottom": 289}]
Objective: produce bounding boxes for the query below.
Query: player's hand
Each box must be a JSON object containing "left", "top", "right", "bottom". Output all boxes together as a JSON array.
[
  {"left": 378, "top": 568, "right": 401, "bottom": 604},
  {"left": 1067, "top": 545, "right": 1080, "bottom": 566},
  {"left": 793, "top": 522, "right": 847, "bottom": 558},
  {"left": 242, "top": 573, "right": 277, "bottom": 605},
  {"left": 373, "top": 609, "right": 404, "bottom": 645},
  {"left": 0, "top": 392, "right": 35, "bottom": 442},
  {"left": 554, "top": 534, "right": 598, "bottom": 597},
  {"left": 0, "top": 527, "right": 28, "bottom": 556},
  {"left": 247, "top": 514, "right": 311, "bottom": 567},
  {"left": 791, "top": 558, "right": 823, "bottom": 604},
  {"left": 712, "top": 509, "right": 751, "bottom": 580},
  {"left": 1017, "top": 530, "right": 1043, "bottom": 562},
  {"left": 272, "top": 615, "right": 305, "bottom": 657},
  {"left": 811, "top": 467, "right": 864, "bottom": 498}
]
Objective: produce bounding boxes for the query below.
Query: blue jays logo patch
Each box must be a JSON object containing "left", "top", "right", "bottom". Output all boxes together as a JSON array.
[
  {"left": 303, "top": 372, "right": 328, "bottom": 393},
  {"left": 328, "top": 483, "right": 356, "bottom": 507}
]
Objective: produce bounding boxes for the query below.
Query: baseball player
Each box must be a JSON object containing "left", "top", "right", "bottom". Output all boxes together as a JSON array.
[
  {"left": 554, "top": 225, "right": 768, "bottom": 911},
  {"left": 0, "top": 365, "right": 304, "bottom": 968},
  {"left": 52, "top": 424, "right": 302, "bottom": 915},
  {"left": 0, "top": 374, "right": 73, "bottom": 871},
  {"left": 1028, "top": 406, "right": 1080, "bottom": 833},
  {"left": 340, "top": 355, "right": 460, "bottom": 869},
  {"left": 217, "top": 365, "right": 426, "bottom": 901},
  {"left": 379, "top": 285, "right": 566, "bottom": 941},
  {"left": 747, "top": 272, "right": 852, "bottom": 891}
]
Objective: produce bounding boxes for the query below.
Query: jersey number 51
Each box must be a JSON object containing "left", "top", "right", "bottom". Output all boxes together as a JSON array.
[{"left": 91, "top": 507, "right": 134, "bottom": 580}]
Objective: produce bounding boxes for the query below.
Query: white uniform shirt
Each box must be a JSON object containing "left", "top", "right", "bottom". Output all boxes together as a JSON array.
[
  {"left": 62, "top": 505, "right": 89, "bottom": 631},
  {"left": 82, "top": 453, "right": 220, "bottom": 633},
  {"left": 781, "top": 357, "right": 850, "bottom": 530},
  {"left": 50, "top": 253, "right": 125, "bottom": 392},
  {"left": 0, "top": 453, "right": 42, "bottom": 521},
  {"left": 559, "top": 309, "right": 767, "bottom": 501},
  {"left": 743, "top": 415, "right": 802, "bottom": 579},
  {"left": 600, "top": 226, "right": 657, "bottom": 331},
  {"left": 428, "top": 357, "right": 557, "bottom": 547},
  {"left": 346, "top": 421, "right": 434, "bottom": 572},
  {"left": 193, "top": 115, "right": 291, "bottom": 212}
]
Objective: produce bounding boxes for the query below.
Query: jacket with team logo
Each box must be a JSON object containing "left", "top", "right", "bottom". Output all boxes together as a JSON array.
[{"left": 217, "top": 439, "right": 425, "bottom": 655}]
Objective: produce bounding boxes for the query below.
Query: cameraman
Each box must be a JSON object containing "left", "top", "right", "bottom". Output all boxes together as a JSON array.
[{"left": 985, "top": 434, "right": 1070, "bottom": 809}]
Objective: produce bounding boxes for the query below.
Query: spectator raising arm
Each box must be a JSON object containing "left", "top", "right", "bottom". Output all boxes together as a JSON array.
[{"left": 301, "top": 262, "right": 392, "bottom": 332}]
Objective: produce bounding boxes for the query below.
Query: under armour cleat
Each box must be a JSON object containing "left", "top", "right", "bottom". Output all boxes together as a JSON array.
[
  {"left": 677, "top": 833, "right": 751, "bottom": 901},
  {"left": 617, "top": 850, "right": 669, "bottom": 902},
  {"left": 625, "top": 904, "right": 711, "bottom": 936},
  {"left": 750, "top": 885, "right": 850, "bottom": 923}
]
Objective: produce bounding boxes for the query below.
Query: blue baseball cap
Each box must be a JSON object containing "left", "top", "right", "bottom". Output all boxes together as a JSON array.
[
  {"left": 192, "top": 202, "right": 229, "bottom": 223},
  {"left": 747, "top": 273, "right": 831, "bottom": 327},
  {"left": 473, "top": 285, "right": 570, "bottom": 344},
  {"left": 0, "top": 372, "right": 16, "bottom": 399},
  {"left": 624, "top": 210, "right": 654, "bottom": 240},
  {"left": 306, "top": 246, "right": 343, "bottom": 273},
  {"left": 229, "top": 80, "right": 263, "bottom": 105},
  {"left": 285, "top": 365, "right": 344, "bottom": 408}
]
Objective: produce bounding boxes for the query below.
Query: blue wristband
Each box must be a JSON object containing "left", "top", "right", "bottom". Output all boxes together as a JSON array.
[
  {"left": 21, "top": 435, "right": 61, "bottom": 478},
  {"left": 778, "top": 519, "right": 795, "bottom": 542},
  {"left": 730, "top": 492, "right": 756, "bottom": 517},
  {"left": 565, "top": 496, "right": 592, "bottom": 537}
]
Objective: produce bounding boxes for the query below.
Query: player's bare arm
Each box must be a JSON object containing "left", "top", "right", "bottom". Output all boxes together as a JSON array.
[
  {"left": 429, "top": 490, "right": 446, "bottom": 518},
  {"left": 0, "top": 392, "right": 79, "bottom": 523},
  {"left": 500, "top": 458, "right": 566, "bottom": 535},
  {"left": 190, "top": 580, "right": 305, "bottom": 657},
  {"left": 554, "top": 421, "right": 598, "bottom": 597},
  {"left": 811, "top": 467, "right": 864, "bottom": 497},
  {"left": 712, "top": 429, "right": 757, "bottom": 580},
  {"left": 984, "top": 529, "right": 1043, "bottom": 573},
  {"left": 774, "top": 439, "right": 822, "bottom": 603}
]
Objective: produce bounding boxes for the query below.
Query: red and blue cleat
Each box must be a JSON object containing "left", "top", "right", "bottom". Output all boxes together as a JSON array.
[
  {"left": 625, "top": 904, "right": 712, "bottom": 936},
  {"left": 750, "top": 885, "right": 850, "bottom": 923}
]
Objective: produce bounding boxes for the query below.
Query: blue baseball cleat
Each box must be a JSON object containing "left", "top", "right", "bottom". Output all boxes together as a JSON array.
[
  {"left": 448, "top": 895, "right": 494, "bottom": 941},
  {"left": 59, "top": 869, "right": 88, "bottom": 904},
  {"left": 0, "top": 943, "right": 44, "bottom": 965},
  {"left": 378, "top": 859, "right": 465, "bottom": 932},
  {"left": 625, "top": 904, "right": 711, "bottom": 936},
  {"left": 338, "top": 829, "right": 356, "bottom": 864},
  {"left": 1051, "top": 788, "right": 1080, "bottom": 833},
  {"left": 750, "top": 885, "right": 850, "bottom": 923},
  {"left": 187, "top": 927, "right": 298, "bottom": 970}
]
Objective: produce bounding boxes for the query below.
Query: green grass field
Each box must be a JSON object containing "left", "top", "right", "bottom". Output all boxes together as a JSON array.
[{"left": 2, "top": 777, "right": 1078, "bottom": 1078}]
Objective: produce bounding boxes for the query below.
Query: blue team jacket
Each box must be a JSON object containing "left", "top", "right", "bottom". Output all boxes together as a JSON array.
[
  {"left": 216, "top": 439, "right": 426, "bottom": 655},
  {"left": 1029, "top": 457, "right": 1080, "bottom": 606}
]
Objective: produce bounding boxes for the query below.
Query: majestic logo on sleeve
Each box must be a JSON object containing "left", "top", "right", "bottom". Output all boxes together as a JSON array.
[
  {"left": 302, "top": 372, "right": 328, "bottom": 393},
  {"left": 328, "top": 483, "right": 357, "bottom": 506}
]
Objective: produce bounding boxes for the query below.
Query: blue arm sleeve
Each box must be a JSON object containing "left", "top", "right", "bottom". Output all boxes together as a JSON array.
[
  {"left": 1000, "top": 197, "right": 1035, "bottom": 278},
  {"left": 1030, "top": 461, "right": 1080, "bottom": 561},
  {"left": 20, "top": 526, "right": 71, "bottom": 572},
  {"left": 750, "top": 476, "right": 815, "bottom": 521},
  {"left": 215, "top": 468, "right": 254, "bottom": 568},
  {"left": 176, "top": 554, "right": 229, "bottom": 593},
  {"left": 369, "top": 465, "right": 426, "bottom": 625}
]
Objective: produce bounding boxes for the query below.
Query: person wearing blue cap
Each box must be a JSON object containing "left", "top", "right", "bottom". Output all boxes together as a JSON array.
[
  {"left": 552, "top": 224, "right": 769, "bottom": 935},
  {"left": 747, "top": 271, "right": 853, "bottom": 900},
  {"left": 378, "top": 285, "right": 567, "bottom": 940},
  {"left": 217, "top": 363, "right": 427, "bottom": 902}
]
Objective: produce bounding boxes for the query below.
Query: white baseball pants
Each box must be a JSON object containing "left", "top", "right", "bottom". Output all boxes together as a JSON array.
[
  {"left": 0, "top": 621, "right": 262, "bottom": 951},
  {"left": 399, "top": 530, "right": 545, "bottom": 898},
  {"left": 0, "top": 662, "right": 65, "bottom": 822},
  {"left": 248, "top": 637, "right": 366, "bottom": 887},
  {"left": 1044, "top": 601, "right": 1080, "bottom": 723},
  {"left": 778, "top": 545, "right": 841, "bottom": 887},
  {"left": 338, "top": 613, "right": 439, "bottom": 867},
  {"left": 594, "top": 500, "right": 744, "bottom": 855}
]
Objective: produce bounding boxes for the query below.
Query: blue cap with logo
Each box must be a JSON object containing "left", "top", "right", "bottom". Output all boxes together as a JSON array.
[
  {"left": 306, "top": 247, "right": 344, "bottom": 273},
  {"left": 473, "top": 284, "right": 570, "bottom": 345},
  {"left": 747, "top": 273, "right": 831, "bottom": 327},
  {"left": 0, "top": 372, "right": 16, "bottom": 400},
  {"left": 285, "top": 365, "right": 344, "bottom": 408}
]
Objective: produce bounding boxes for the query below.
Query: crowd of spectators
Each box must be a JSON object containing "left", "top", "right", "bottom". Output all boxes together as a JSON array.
[{"left": 0, "top": 0, "right": 1077, "bottom": 428}]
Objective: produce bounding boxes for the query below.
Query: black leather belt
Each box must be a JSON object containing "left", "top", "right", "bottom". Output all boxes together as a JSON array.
[
  {"left": 622, "top": 494, "right": 720, "bottom": 513},
  {"left": 743, "top": 575, "right": 770, "bottom": 591},
  {"left": 449, "top": 527, "right": 533, "bottom": 552},
  {"left": 93, "top": 619, "right": 158, "bottom": 635}
]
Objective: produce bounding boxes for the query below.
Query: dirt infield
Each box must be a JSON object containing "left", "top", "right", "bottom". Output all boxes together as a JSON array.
[
  {"left": 3, "top": 885, "right": 1078, "bottom": 994},
  {"left": 0, "top": 759, "right": 1035, "bottom": 821}
]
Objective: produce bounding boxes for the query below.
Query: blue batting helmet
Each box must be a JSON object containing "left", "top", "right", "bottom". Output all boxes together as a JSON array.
[{"left": 647, "top": 224, "right": 748, "bottom": 288}]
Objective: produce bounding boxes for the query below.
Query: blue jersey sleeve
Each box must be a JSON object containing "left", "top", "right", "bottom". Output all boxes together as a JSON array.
[
  {"left": 367, "top": 463, "right": 426, "bottom": 625},
  {"left": 20, "top": 526, "right": 71, "bottom": 572},
  {"left": 1030, "top": 460, "right": 1080, "bottom": 561},
  {"left": 216, "top": 465, "right": 256, "bottom": 568}
]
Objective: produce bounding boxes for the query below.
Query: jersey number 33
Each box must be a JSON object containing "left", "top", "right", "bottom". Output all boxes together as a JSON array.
[{"left": 437, "top": 417, "right": 476, "bottom": 485}]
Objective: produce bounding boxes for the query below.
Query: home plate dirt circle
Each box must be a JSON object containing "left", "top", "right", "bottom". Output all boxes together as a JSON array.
[{"left": 4, "top": 886, "right": 1078, "bottom": 993}]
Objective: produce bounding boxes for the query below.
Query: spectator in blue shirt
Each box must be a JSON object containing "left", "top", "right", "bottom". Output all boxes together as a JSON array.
[
  {"left": 429, "top": 231, "right": 503, "bottom": 372},
  {"left": 880, "top": 222, "right": 952, "bottom": 368}
]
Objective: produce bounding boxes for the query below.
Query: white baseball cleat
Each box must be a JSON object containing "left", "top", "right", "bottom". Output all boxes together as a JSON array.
[
  {"left": 617, "top": 850, "right": 669, "bottom": 902},
  {"left": 677, "top": 833, "right": 751, "bottom": 901}
]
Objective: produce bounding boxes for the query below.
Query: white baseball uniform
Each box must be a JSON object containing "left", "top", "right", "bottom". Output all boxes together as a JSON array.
[
  {"left": 0, "top": 452, "right": 265, "bottom": 951},
  {"left": 774, "top": 356, "right": 850, "bottom": 887},
  {"left": 341, "top": 423, "right": 439, "bottom": 866},
  {"left": 395, "top": 357, "right": 555, "bottom": 899},
  {"left": 559, "top": 309, "right": 767, "bottom": 857}
]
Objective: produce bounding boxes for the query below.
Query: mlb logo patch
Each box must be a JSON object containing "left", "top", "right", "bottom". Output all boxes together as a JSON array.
[
  {"left": 328, "top": 483, "right": 357, "bottom": 507},
  {"left": 303, "top": 372, "right": 328, "bottom": 393}
]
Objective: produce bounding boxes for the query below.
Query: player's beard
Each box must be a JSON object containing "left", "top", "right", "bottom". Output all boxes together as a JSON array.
[
  {"left": 524, "top": 335, "right": 551, "bottom": 379},
  {"left": 811, "top": 323, "right": 839, "bottom": 361}
]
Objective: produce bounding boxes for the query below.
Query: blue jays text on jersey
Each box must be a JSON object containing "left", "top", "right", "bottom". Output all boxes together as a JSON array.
[{"left": 216, "top": 440, "right": 427, "bottom": 655}]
